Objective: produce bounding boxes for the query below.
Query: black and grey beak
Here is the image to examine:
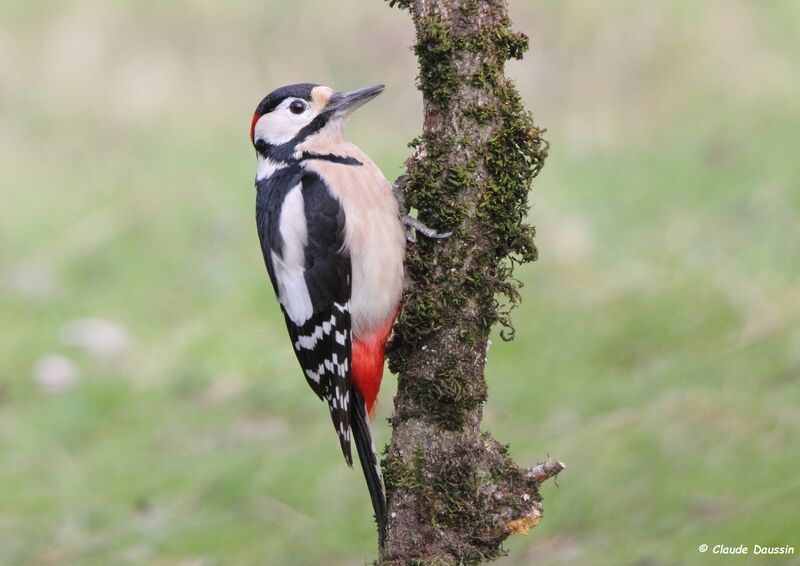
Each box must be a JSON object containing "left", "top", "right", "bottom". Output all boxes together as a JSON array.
[{"left": 327, "top": 85, "right": 385, "bottom": 116}]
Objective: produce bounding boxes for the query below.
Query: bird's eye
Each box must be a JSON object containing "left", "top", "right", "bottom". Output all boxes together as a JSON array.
[{"left": 289, "top": 100, "right": 306, "bottom": 114}]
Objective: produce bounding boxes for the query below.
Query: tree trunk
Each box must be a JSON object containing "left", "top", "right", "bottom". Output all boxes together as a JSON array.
[{"left": 380, "top": 0, "right": 561, "bottom": 563}]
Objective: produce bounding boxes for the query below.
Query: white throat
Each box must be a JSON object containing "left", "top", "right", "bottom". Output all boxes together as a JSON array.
[{"left": 256, "top": 156, "right": 288, "bottom": 181}]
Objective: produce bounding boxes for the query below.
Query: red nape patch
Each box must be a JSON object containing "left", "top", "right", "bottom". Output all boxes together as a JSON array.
[
  {"left": 250, "top": 112, "right": 261, "bottom": 142},
  {"left": 352, "top": 317, "right": 396, "bottom": 417}
]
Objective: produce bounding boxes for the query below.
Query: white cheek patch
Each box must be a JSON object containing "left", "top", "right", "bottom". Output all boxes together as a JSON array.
[{"left": 254, "top": 99, "right": 319, "bottom": 146}]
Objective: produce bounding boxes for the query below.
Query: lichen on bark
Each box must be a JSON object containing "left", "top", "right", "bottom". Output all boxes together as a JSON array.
[{"left": 380, "top": 0, "right": 553, "bottom": 564}]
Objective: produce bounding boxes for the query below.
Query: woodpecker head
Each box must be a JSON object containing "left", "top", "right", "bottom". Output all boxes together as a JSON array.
[{"left": 251, "top": 83, "right": 384, "bottom": 159}]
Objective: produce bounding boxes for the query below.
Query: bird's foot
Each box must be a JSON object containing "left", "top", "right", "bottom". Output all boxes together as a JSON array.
[
  {"left": 401, "top": 215, "right": 452, "bottom": 243},
  {"left": 393, "top": 174, "right": 453, "bottom": 243},
  {"left": 392, "top": 174, "right": 411, "bottom": 215}
]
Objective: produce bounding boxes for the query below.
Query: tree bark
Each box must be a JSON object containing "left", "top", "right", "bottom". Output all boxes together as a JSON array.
[{"left": 380, "top": 0, "right": 559, "bottom": 564}]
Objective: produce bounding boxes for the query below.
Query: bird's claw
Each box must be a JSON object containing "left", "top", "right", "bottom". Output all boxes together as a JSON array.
[
  {"left": 392, "top": 174, "right": 411, "bottom": 193},
  {"left": 392, "top": 175, "right": 411, "bottom": 214},
  {"left": 402, "top": 215, "right": 452, "bottom": 243},
  {"left": 393, "top": 174, "right": 452, "bottom": 243}
]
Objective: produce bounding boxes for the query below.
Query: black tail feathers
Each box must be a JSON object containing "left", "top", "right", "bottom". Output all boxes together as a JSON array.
[{"left": 351, "top": 388, "right": 387, "bottom": 544}]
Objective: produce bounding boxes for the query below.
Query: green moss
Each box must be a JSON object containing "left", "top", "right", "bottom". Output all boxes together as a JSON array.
[
  {"left": 463, "top": 105, "right": 497, "bottom": 125},
  {"left": 383, "top": 445, "right": 427, "bottom": 493},
  {"left": 381, "top": 439, "right": 525, "bottom": 565},
  {"left": 493, "top": 27, "right": 529, "bottom": 60},
  {"left": 385, "top": 0, "right": 413, "bottom": 10},
  {"left": 405, "top": 558, "right": 501, "bottom": 566},
  {"left": 389, "top": 0, "right": 545, "bottom": 354},
  {"left": 414, "top": 15, "right": 457, "bottom": 108},
  {"left": 389, "top": 131, "right": 474, "bottom": 366},
  {"left": 469, "top": 63, "right": 501, "bottom": 90},
  {"left": 392, "top": 10, "right": 546, "bottom": 347},
  {"left": 460, "top": 549, "right": 508, "bottom": 565},
  {"left": 457, "top": 32, "right": 490, "bottom": 54},
  {"left": 400, "top": 353, "right": 486, "bottom": 429},
  {"left": 384, "top": 444, "right": 499, "bottom": 534},
  {"left": 474, "top": 77, "right": 547, "bottom": 339},
  {"left": 459, "top": 0, "right": 480, "bottom": 19}
]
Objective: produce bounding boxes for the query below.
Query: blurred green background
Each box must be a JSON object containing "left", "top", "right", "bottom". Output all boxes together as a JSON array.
[{"left": 2, "top": 0, "right": 799, "bottom": 564}]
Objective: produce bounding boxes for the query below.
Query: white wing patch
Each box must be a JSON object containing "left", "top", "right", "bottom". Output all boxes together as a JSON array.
[{"left": 273, "top": 183, "right": 312, "bottom": 325}]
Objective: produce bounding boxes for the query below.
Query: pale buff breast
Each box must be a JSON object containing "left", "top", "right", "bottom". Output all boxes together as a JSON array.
[{"left": 300, "top": 138, "right": 405, "bottom": 339}]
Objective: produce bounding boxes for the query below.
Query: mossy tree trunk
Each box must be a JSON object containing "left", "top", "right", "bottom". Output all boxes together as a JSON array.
[{"left": 381, "top": 0, "right": 559, "bottom": 564}]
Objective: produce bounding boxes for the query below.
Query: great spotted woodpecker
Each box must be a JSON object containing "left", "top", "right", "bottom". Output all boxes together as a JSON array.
[{"left": 252, "top": 83, "right": 449, "bottom": 540}]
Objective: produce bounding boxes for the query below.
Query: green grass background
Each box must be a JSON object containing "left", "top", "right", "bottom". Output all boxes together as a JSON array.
[{"left": 2, "top": 1, "right": 799, "bottom": 564}]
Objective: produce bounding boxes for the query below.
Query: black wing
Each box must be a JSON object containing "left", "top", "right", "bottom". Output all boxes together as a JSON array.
[
  {"left": 256, "top": 166, "right": 387, "bottom": 538},
  {"left": 256, "top": 168, "right": 354, "bottom": 464}
]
